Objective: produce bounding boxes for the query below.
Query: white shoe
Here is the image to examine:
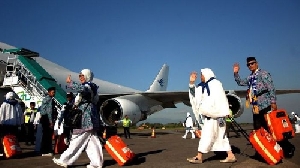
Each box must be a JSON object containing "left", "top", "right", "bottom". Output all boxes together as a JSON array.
[
  {"left": 42, "top": 153, "right": 53, "bottom": 157},
  {"left": 182, "top": 136, "right": 186, "bottom": 139},
  {"left": 0, "top": 153, "right": 3, "bottom": 157},
  {"left": 86, "top": 165, "right": 101, "bottom": 168},
  {"left": 53, "top": 158, "right": 68, "bottom": 167}
]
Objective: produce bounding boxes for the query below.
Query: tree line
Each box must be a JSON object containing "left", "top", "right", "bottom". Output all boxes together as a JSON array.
[{"left": 134, "top": 122, "right": 184, "bottom": 129}]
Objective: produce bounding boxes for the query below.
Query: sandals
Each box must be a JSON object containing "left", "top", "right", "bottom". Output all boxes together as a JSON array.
[
  {"left": 187, "top": 156, "right": 237, "bottom": 164},
  {"left": 187, "top": 157, "right": 203, "bottom": 164},
  {"left": 220, "top": 157, "right": 237, "bottom": 163}
]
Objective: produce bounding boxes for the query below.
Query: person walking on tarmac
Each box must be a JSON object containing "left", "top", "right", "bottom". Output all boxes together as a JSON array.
[
  {"left": 225, "top": 105, "right": 240, "bottom": 138},
  {"left": 182, "top": 112, "right": 195, "bottom": 139},
  {"left": 232, "top": 57, "right": 296, "bottom": 158},
  {"left": 233, "top": 57, "right": 277, "bottom": 131},
  {"left": 0, "top": 92, "right": 24, "bottom": 157},
  {"left": 115, "top": 115, "right": 132, "bottom": 139},
  {"left": 187, "top": 68, "right": 237, "bottom": 164},
  {"left": 24, "top": 102, "right": 37, "bottom": 146},
  {"left": 53, "top": 69, "right": 103, "bottom": 168},
  {"left": 291, "top": 112, "right": 300, "bottom": 133}
]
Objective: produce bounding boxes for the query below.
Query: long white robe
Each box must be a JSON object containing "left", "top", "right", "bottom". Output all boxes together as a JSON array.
[
  {"left": 294, "top": 114, "right": 300, "bottom": 133},
  {"left": 54, "top": 110, "right": 64, "bottom": 136},
  {"left": 190, "top": 68, "right": 232, "bottom": 153},
  {"left": 57, "top": 131, "right": 103, "bottom": 167},
  {"left": 182, "top": 113, "right": 195, "bottom": 139},
  {"left": 189, "top": 84, "right": 204, "bottom": 128},
  {"left": 0, "top": 101, "right": 24, "bottom": 126}
]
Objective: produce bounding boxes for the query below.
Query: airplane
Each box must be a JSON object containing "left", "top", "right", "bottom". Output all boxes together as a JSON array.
[
  {"left": 1, "top": 41, "right": 300, "bottom": 127},
  {"left": 0, "top": 42, "right": 191, "bottom": 126}
]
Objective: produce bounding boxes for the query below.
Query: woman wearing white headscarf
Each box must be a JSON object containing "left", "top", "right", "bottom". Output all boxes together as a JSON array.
[
  {"left": 71, "top": 69, "right": 99, "bottom": 106},
  {"left": 53, "top": 69, "right": 103, "bottom": 168},
  {"left": 187, "top": 68, "right": 236, "bottom": 164}
]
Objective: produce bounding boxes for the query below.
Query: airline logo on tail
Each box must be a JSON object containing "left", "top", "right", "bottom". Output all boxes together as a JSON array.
[
  {"left": 157, "top": 78, "right": 164, "bottom": 87},
  {"left": 146, "top": 64, "right": 169, "bottom": 92}
]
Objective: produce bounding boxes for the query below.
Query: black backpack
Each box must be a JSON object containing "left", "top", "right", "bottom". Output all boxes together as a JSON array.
[
  {"left": 81, "top": 82, "right": 98, "bottom": 102},
  {"left": 64, "top": 103, "right": 90, "bottom": 129}
]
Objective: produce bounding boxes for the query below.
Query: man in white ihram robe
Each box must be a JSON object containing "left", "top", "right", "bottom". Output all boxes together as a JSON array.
[
  {"left": 0, "top": 92, "right": 24, "bottom": 156},
  {"left": 291, "top": 112, "right": 300, "bottom": 133},
  {"left": 187, "top": 68, "right": 237, "bottom": 164},
  {"left": 189, "top": 78, "right": 204, "bottom": 129},
  {"left": 182, "top": 112, "right": 195, "bottom": 139}
]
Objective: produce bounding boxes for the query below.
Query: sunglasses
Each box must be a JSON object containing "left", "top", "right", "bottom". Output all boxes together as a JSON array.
[
  {"left": 79, "top": 74, "right": 84, "bottom": 77},
  {"left": 247, "top": 62, "right": 256, "bottom": 67}
]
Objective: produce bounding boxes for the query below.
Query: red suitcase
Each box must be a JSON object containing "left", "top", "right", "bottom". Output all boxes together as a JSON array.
[
  {"left": 265, "top": 109, "right": 295, "bottom": 141},
  {"left": 104, "top": 135, "right": 135, "bottom": 166},
  {"left": 2, "top": 134, "right": 22, "bottom": 158},
  {"left": 249, "top": 128, "right": 283, "bottom": 165},
  {"left": 54, "top": 134, "right": 68, "bottom": 154}
]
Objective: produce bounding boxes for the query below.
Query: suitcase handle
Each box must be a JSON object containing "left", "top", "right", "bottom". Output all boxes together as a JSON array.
[
  {"left": 276, "top": 112, "right": 286, "bottom": 118},
  {"left": 98, "top": 136, "right": 107, "bottom": 145}
]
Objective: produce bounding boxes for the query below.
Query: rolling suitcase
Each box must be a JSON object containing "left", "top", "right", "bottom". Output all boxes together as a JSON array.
[
  {"left": 265, "top": 109, "right": 295, "bottom": 141},
  {"left": 104, "top": 135, "right": 135, "bottom": 166},
  {"left": 54, "top": 134, "right": 68, "bottom": 154},
  {"left": 2, "top": 134, "right": 22, "bottom": 158},
  {"left": 249, "top": 128, "right": 283, "bottom": 165}
]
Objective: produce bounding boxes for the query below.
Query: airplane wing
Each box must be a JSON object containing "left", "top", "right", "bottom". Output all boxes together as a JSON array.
[
  {"left": 98, "top": 91, "right": 190, "bottom": 108},
  {"left": 140, "top": 91, "right": 190, "bottom": 108},
  {"left": 227, "top": 89, "right": 300, "bottom": 98},
  {"left": 138, "top": 89, "right": 300, "bottom": 109}
]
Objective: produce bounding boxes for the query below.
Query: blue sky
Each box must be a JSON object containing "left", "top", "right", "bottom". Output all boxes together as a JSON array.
[{"left": 1, "top": 0, "right": 300, "bottom": 124}]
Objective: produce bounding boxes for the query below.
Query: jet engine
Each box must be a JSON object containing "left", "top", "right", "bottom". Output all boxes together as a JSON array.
[
  {"left": 99, "top": 98, "right": 142, "bottom": 126},
  {"left": 226, "top": 93, "right": 244, "bottom": 118}
]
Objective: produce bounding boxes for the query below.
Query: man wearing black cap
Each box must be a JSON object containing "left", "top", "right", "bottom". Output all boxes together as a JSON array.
[
  {"left": 233, "top": 57, "right": 277, "bottom": 131},
  {"left": 40, "top": 87, "right": 57, "bottom": 156}
]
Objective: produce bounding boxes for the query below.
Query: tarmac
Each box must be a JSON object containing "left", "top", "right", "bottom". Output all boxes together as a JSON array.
[{"left": 0, "top": 125, "right": 299, "bottom": 168}]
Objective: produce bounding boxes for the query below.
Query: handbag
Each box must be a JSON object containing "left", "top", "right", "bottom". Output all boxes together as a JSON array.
[{"left": 64, "top": 103, "right": 89, "bottom": 129}]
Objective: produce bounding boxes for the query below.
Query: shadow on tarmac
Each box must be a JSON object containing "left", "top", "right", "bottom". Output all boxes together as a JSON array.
[{"left": 103, "top": 149, "right": 166, "bottom": 167}]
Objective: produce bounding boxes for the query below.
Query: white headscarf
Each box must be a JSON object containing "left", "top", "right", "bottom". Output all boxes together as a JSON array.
[
  {"left": 6, "top": 92, "right": 14, "bottom": 100},
  {"left": 80, "top": 69, "right": 94, "bottom": 82},
  {"left": 200, "top": 68, "right": 216, "bottom": 82},
  {"left": 74, "top": 69, "right": 98, "bottom": 106},
  {"left": 187, "top": 112, "right": 191, "bottom": 117},
  {"left": 185, "top": 112, "right": 193, "bottom": 127}
]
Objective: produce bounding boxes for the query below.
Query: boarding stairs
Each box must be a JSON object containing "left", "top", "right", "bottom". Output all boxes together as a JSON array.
[{"left": 0, "top": 48, "right": 66, "bottom": 108}]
